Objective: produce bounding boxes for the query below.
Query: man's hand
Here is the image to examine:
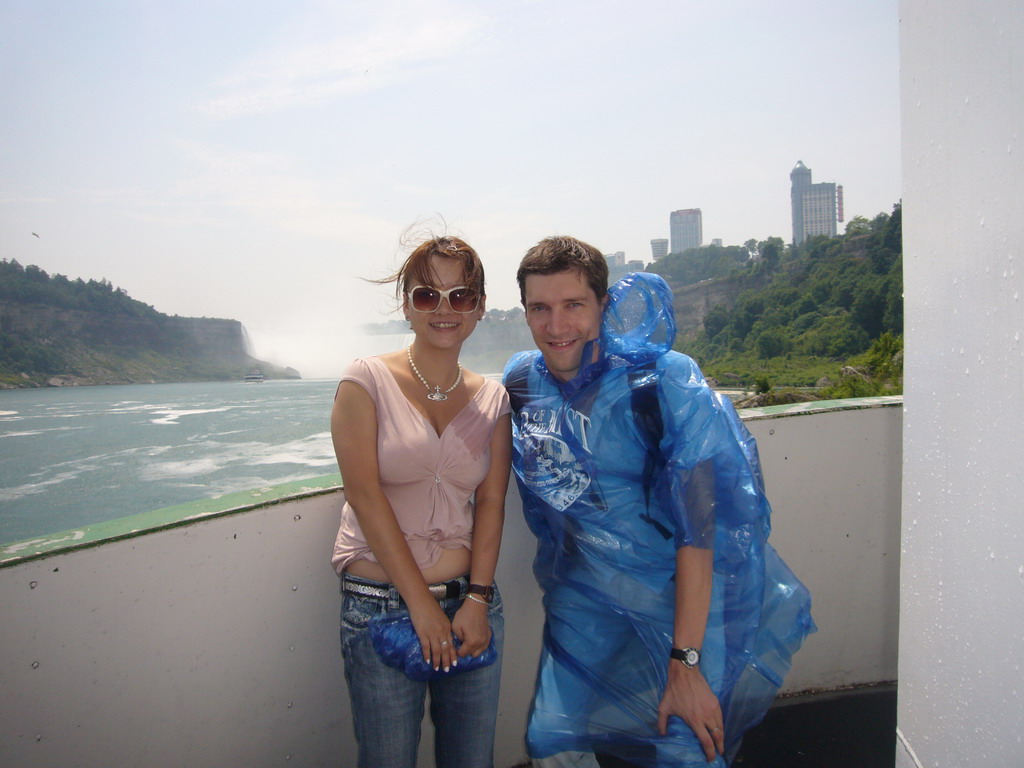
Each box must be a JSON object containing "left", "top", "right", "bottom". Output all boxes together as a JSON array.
[{"left": 656, "top": 662, "right": 724, "bottom": 763}]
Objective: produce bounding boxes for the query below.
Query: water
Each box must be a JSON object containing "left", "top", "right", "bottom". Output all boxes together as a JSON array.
[
  {"left": 0, "top": 379, "right": 340, "bottom": 545},
  {"left": 0, "top": 362, "right": 740, "bottom": 547}
]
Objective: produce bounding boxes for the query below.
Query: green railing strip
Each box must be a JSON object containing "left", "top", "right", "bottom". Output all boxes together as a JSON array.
[
  {"left": 0, "top": 473, "right": 343, "bottom": 568},
  {"left": 737, "top": 395, "right": 902, "bottom": 420}
]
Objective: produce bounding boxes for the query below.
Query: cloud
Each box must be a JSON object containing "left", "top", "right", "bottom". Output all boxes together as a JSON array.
[{"left": 198, "top": 12, "right": 487, "bottom": 119}]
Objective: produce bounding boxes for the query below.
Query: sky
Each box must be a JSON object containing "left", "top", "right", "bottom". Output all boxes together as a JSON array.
[{"left": 0, "top": 0, "right": 901, "bottom": 379}]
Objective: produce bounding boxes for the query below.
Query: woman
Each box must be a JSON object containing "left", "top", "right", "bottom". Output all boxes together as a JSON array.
[{"left": 331, "top": 235, "right": 512, "bottom": 768}]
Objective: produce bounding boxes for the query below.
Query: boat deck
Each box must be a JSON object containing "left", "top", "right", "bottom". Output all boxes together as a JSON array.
[
  {"left": 734, "top": 684, "right": 897, "bottom": 767},
  {"left": 511, "top": 685, "right": 897, "bottom": 768}
]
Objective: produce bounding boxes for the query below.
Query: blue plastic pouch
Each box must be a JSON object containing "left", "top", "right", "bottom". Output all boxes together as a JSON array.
[{"left": 368, "top": 613, "right": 497, "bottom": 682}]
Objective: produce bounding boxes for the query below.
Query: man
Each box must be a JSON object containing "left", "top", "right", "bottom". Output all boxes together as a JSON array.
[{"left": 503, "top": 236, "right": 814, "bottom": 767}]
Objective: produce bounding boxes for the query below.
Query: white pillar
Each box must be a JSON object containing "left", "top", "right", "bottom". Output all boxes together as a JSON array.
[{"left": 899, "top": 1, "right": 1024, "bottom": 764}]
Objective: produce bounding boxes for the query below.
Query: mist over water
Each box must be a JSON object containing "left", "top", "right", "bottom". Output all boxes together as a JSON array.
[
  {"left": 0, "top": 379, "right": 342, "bottom": 545},
  {"left": 248, "top": 329, "right": 413, "bottom": 380},
  {"left": 339, "top": 332, "right": 414, "bottom": 362}
]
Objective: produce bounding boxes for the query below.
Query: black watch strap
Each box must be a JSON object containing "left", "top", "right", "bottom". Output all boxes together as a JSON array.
[
  {"left": 670, "top": 647, "right": 701, "bottom": 668},
  {"left": 468, "top": 583, "right": 495, "bottom": 603}
]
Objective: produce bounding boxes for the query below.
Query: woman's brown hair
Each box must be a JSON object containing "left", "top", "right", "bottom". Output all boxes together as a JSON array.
[{"left": 376, "top": 235, "right": 485, "bottom": 304}]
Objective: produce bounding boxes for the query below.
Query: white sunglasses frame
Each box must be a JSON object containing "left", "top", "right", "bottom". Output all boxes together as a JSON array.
[{"left": 406, "top": 285, "right": 481, "bottom": 314}]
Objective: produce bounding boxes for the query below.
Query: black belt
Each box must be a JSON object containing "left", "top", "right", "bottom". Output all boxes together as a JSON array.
[{"left": 342, "top": 574, "right": 468, "bottom": 601}]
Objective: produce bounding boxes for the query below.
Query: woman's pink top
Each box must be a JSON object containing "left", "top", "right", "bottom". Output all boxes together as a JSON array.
[{"left": 331, "top": 356, "right": 511, "bottom": 575}]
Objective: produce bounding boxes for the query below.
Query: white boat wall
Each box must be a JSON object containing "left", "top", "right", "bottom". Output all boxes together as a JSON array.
[{"left": 0, "top": 398, "right": 902, "bottom": 767}]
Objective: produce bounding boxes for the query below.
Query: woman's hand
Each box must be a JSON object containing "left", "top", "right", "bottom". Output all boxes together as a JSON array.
[
  {"left": 452, "top": 598, "right": 492, "bottom": 658},
  {"left": 408, "top": 600, "right": 457, "bottom": 672}
]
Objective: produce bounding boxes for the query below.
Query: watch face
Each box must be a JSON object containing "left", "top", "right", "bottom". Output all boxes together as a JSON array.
[{"left": 671, "top": 647, "right": 701, "bottom": 667}]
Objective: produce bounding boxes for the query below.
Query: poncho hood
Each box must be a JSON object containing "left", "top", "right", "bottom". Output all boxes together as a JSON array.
[
  {"left": 599, "top": 271, "right": 677, "bottom": 366},
  {"left": 552, "top": 272, "right": 677, "bottom": 396}
]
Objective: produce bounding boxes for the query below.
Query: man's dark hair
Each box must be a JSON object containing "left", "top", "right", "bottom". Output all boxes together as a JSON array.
[{"left": 516, "top": 236, "right": 608, "bottom": 305}]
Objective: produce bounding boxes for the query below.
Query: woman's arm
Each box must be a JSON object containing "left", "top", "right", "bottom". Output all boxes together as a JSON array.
[
  {"left": 452, "top": 411, "right": 512, "bottom": 658},
  {"left": 332, "top": 380, "right": 456, "bottom": 671}
]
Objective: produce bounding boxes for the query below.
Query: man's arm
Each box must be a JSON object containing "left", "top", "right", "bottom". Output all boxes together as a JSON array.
[{"left": 656, "top": 545, "right": 725, "bottom": 763}]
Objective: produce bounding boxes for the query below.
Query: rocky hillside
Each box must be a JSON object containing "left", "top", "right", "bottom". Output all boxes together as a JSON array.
[
  {"left": 670, "top": 271, "right": 773, "bottom": 341},
  {"left": 0, "top": 260, "right": 298, "bottom": 388}
]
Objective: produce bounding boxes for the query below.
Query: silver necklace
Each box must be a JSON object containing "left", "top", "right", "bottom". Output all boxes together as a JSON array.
[{"left": 407, "top": 346, "right": 462, "bottom": 402}]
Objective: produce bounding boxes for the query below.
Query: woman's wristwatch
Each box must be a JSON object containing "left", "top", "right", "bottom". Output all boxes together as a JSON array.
[{"left": 467, "top": 583, "right": 495, "bottom": 604}]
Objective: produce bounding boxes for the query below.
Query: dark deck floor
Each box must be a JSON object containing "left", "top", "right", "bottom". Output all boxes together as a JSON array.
[
  {"left": 509, "top": 684, "right": 897, "bottom": 768},
  {"left": 733, "top": 684, "right": 897, "bottom": 768}
]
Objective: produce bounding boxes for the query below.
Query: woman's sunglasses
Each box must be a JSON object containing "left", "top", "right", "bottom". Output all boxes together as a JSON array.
[{"left": 407, "top": 285, "right": 480, "bottom": 314}]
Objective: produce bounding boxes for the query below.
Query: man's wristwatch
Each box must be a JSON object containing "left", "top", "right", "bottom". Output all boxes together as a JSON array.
[
  {"left": 670, "top": 646, "right": 701, "bottom": 668},
  {"left": 468, "top": 584, "right": 495, "bottom": 604}
]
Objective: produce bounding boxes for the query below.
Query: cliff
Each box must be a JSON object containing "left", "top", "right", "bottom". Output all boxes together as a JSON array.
[
  {"left": 0, "top": 300, "right": 298, "bottom": 389},
  {"left": 670, "top": 271, "right": 773, "bottom": 341}
]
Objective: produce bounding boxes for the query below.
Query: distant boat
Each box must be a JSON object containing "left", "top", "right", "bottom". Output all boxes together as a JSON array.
[{"left": 244, "top": 370, "right": 264, "bottom": 383}]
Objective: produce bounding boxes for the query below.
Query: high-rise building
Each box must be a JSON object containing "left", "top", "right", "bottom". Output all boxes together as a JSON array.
[
  {"left": 650, "top": 238, "right": 668, "bottom": 261},
  {"left": 604, "top": 251, "right": 626, "bottom": 268},
  {"left": 605, "top": 251, "right": 645, "bottom": 283},
  {"left": 669, "top": 209, "right": 702, "bottom": 254},
  {"left": 790, "top": 161, "right": 843, "bottom": 245},
  {"left": 790, "top": 161, "right": 812, "bottom": 245}
]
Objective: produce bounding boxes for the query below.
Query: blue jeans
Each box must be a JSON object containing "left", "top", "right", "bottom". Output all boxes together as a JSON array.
[{"left": 340, "top": 579, "right": 504, "bottom": 768}]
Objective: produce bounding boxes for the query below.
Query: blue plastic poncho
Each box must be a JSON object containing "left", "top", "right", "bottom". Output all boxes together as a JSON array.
[{"left": 504, "top": 273, "right": 815, "bottom": 766}]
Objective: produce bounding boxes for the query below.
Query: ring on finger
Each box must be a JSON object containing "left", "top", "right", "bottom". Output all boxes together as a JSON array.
[{"left": 440, "top": 640, "right": 450, "bottom": 647}]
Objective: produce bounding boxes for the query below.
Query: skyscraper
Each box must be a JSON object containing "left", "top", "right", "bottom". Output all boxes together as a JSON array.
[
  {"left": 790, "top": 161, "right": 843, "bottom": 245},
  {"left": 669, "top": 209, "right": 702, "bottom": 254},
  {"left": 650, "top": 239, "right": 668, "bottom": 261},
  {"left": 604, "top": 251, "right": 626, "bottom": 268},
  {"left": 605, "top": 251, "right": 645, "bottom": 283}
]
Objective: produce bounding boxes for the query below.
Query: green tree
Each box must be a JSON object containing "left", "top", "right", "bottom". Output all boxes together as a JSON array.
[
  {"left": 648, "top": 244, "right": 751, "bottom": 287},
  {"left": 704, "top": 305, "right": 730, "bottom": 339},
  {"left": 795, "top": 314, "right": 870, "bottom": 357},
  {"left": 755, "top": 327, "right": 790, "bottom": 359},
  {"left": 864, "top": 331, "right": 904, "bottom": 385},
  {"left": 852, "top": 281, "right": 886, "bottom": 337},
  {"left": 845, "top": 216, "right": 872, "bottom": 236},
  {"left": 759, "top": 237, "right": 784, "bottom": 270}
]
